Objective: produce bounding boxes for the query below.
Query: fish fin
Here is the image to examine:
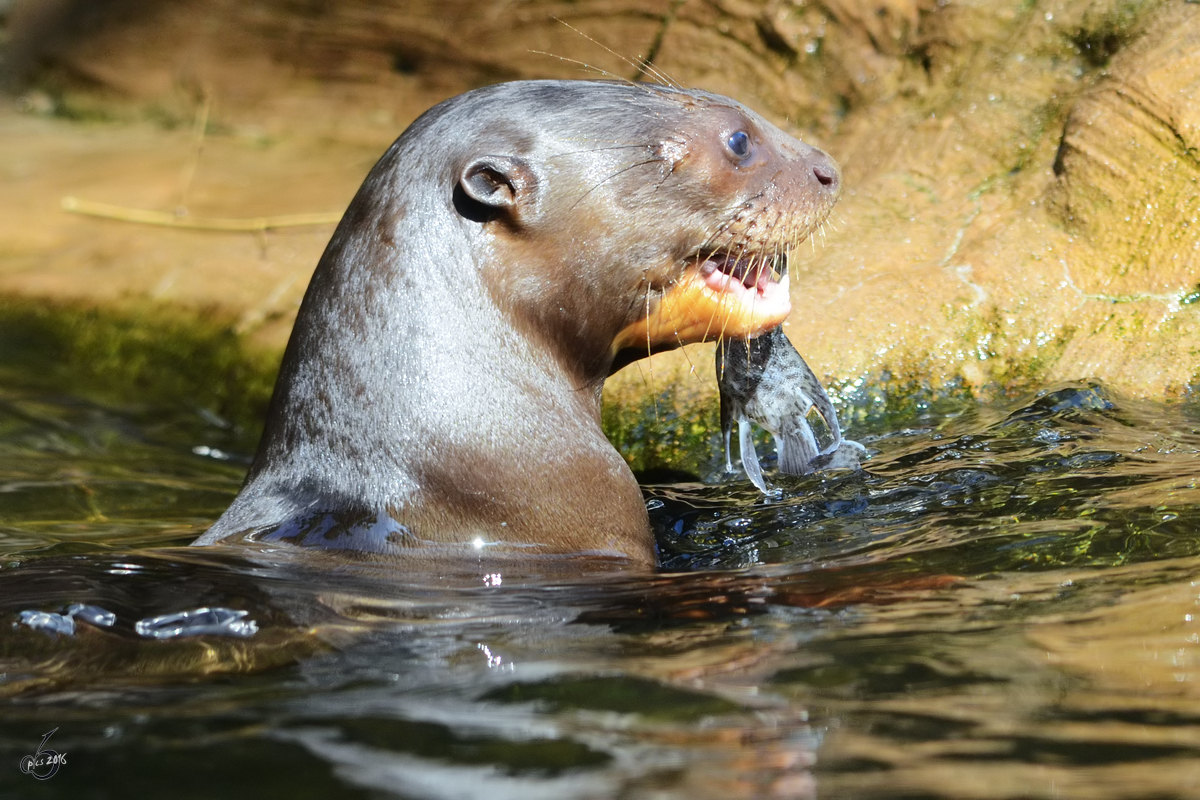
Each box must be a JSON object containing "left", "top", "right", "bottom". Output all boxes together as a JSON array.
[
  {"left": 800, "top": 378, "right": 843, "bottom": 454},
  {"left": 738, "top": 417, "right": 767, "bottom": 494},
  {"left": 810, "top": 439, "right": 866, "bottom": 472},
  {"left": 811, "top": 395, "right": 843, "bottom": 453},
  {"left": 777, "top": 424, "right": 820, "bottom": 475}
]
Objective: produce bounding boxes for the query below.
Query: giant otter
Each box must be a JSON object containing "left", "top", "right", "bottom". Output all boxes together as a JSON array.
[{"left": 193, "top": 80, "right": 841, "bottom": 568}]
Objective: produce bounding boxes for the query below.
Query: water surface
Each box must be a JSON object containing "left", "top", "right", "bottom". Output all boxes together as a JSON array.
[{"left": 2, "top": 380, "right": 1200, "bottom": 799}]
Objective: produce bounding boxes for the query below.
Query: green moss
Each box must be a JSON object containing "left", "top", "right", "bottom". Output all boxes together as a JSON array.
[
  {"left": 1001, "top": 336, "right": 1071, "bottom": 392},
  {"left": 830, "top": 371, "right": 978, "bottom": 436},
  {"left": 0, "top": 296, "right": 277, "bottom": 436},
  {"left": 0, "top": 296, "right": 1081, "bottom": 478},
  {"left": 601, "top": 363, "right": 990, "bottom": 476},
  {"left": 961, "top": 308, "right": 1075, "bottom": 397},
  {"left": 602, "top": 384, "right": 722, "bottom": 477},
  {"left": 1066, "top": 0, "right": 1162, "bottom": 69},
  {"left": 142, "top": 102, "right": 189, "bottom": 131}
]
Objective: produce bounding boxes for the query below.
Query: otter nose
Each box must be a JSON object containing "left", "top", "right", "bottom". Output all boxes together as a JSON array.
[{"left": 809, "top": 151, "right": 842, "bottom": 204}]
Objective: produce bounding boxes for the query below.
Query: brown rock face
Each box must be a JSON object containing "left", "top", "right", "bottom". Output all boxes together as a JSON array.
[
  {"left": 0, "top": 0, "right": 1198, "bottom": 418},
  {"left": 1045, "top": 5, "right": 1200, "bottom": 388},
  {"left": 767, "top": 0, "right": 1200, "bottom": 404}
]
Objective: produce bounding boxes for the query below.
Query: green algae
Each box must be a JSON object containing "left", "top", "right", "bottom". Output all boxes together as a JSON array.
[
  {"left": 0, "top": 295, "right": 1094, "bottom": 479},
  {"left": 601, "top": 365, "right": 984, "bottom": 478},
  {"left": 1065, "top": 0, "right": 1163, "bottom": 69},
  {"left": 601, "top": 384, "right": 723, "bottom": 479},
  {"left": 0, "top": 296, "right": 276, "bottom": 437}
]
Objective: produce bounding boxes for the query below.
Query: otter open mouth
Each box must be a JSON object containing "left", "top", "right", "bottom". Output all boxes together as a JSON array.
[
  {"left": 612, "top": 252, "right": 792, "bottom": 361},
  {"left": 697, "top": 253, "right": 790, "bottom": 311}
]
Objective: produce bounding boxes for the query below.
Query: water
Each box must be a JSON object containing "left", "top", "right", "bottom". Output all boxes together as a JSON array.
[{"left": 2, "top": 379, "right": 1200, "bottom": 799}]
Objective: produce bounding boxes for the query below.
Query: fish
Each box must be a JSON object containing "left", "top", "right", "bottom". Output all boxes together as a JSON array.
[{"left": 716, "top": 325, "right": 865, "bottom": 493}]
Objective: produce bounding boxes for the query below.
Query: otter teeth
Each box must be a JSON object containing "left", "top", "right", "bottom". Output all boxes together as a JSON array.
[{"left": 699, "top": 255, "right": 784, "bottom": 295}]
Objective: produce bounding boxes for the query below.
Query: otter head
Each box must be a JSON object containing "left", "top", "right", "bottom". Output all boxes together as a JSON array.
[{"left": 440, "top": 81, "right": 841, "bottom": 385}]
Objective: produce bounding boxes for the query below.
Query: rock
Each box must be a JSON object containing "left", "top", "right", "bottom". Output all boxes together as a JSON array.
[{"left": 0, "top": 0, "right": 1196, "bottom": 447}]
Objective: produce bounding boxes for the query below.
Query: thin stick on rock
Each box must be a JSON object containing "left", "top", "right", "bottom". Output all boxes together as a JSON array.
[{"left": 61, "top": 196, "right": 342, "bottom": 232}]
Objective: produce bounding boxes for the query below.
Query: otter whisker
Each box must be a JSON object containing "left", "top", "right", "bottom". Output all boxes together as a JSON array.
[
  {"left": 633, "top": 55, "right": 682, "bottom": 91},
  {"left": 527, "top": 51, "right": 632, "bottom": 85},
  {"left": 710, "top": 235, "right": 755, "bottom": 347},
  {"left": 630, "top": 0, "right": 689, "bottom": 88},
  {"left": 531, "top": 27, "right": 649, "bottom": 89},
  {"left": 695, "top": 222, "right": 735, "bottom": 258},
  {"left": 629, "top": 41, "right": 680, "bottom": 89},
  {"left": 568, "top": 158, "right": 668, "bottom": 210},
  {"left": 749, "top": 242, "right": 777, "bottom": 330},
  {"left": 628, "top": 23, "right": 683, "bottom": 89},
  {"left": 674, "top": 337, "right": 699, "bottom": 379},
  {"left": 546, "top": 18, "right": 664, "bottom": 92},
  {"left": 645, "top": 273, "right": 655, "bottom": 368},
  {"left": 548, "top": 144, "right": 657, "bottom": 159},
  {"left": 698, "top": 252, "right": 726, "bottom": 346}
]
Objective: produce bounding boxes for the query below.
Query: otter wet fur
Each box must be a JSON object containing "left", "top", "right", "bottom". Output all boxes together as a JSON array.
[
  {"left": 717, "top": 326, "right": 865, "bottom": 494},
  {"left": 193, "top": 80, "right": 842, "bottom": 569}
]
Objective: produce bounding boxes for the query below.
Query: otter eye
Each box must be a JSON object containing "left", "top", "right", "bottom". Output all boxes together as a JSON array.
[{"left": 726, "top": 130, "right": 752, "bottom": 160}]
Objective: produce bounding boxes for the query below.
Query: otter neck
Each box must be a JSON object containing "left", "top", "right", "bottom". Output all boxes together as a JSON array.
[{"left": 249, "top": 206, "right": 650, "bottom": 560}]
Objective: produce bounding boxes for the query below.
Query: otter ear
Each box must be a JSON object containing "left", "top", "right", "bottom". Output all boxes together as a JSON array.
[{"left": 457, "top": 155, "right": 540, "bottom": 223}]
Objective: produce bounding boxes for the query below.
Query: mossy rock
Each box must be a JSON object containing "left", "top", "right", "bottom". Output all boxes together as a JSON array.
[{"left": 1, "top": 0, "right": 1198, "bottom": 463}]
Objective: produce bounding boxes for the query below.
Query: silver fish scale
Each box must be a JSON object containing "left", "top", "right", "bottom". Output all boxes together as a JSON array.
[{"left": 717, "top": 326, "right": 864, "bottom": 493}]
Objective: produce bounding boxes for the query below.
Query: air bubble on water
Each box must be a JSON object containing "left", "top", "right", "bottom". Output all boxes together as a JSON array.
[
  {"left": 67, "top": 603, "right": 117, "bottom": 627},
  {"left": 18, "top": 610, "right": 75, "bottom": 636},
  {"left": 17, "top": 603, "right": 120, "bottom": 635},
  {"left": 134, "top": 607, "right": 258, "bottom": 639}
]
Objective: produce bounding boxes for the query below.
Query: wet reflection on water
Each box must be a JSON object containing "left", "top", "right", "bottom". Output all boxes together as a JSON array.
[{"left": 1, "top": 382, "right": 1199, "bottom": 798}]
